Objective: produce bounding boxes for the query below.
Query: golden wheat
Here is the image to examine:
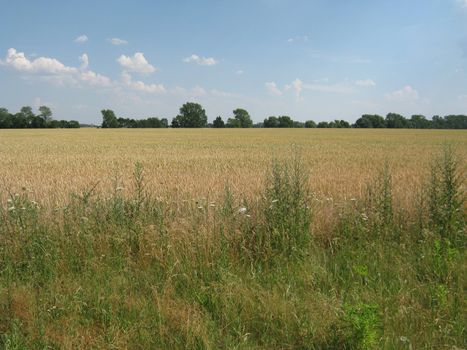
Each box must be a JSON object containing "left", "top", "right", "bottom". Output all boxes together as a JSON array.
[{"left": 0, "top": 128, "right": 465, "bottom": 209}]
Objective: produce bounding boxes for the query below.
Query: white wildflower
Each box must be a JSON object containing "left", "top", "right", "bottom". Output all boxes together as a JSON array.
[{"left": 238, "top": 207, "right": 247, "bottom": 214}]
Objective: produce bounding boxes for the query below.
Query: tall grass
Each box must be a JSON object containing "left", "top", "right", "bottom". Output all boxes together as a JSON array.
[{"left": 0, "top": 146, "right": 465, "bottom": 349}]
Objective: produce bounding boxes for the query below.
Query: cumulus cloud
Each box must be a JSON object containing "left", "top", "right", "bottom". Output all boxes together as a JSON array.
[
  {"left": 80, "top": 70, "right": 112, "bottom": 87},
  {"left": 355, "top": 79, "right": 376, "bottom": 87},
  {"left": 183, "top": 54, "right": 218, "bottom": 66},
  {"left": 74, "top": 35, "right": 88, "bottom": 44},
  {"left": 121, "top": 72, "right": 165, "bottom": 93},
  {"left": 1, "top": 48, "right": 77, "bottom": 74},
  {"left": 0, "top": 48, "right": 112, "bottom": 88},
  {"left": 79, "top": 53, "right": 89, "bottom": 70},
  {"left": 109, "top": 38, "right": 128, "bottom": 45},
  {"left": 386, "top": 86, "right": 419, "bottom": 101},
  {"left": 117, "top": 52, "right": 156, "bottom": 73},
  {"left": 284, "top": 79, "right": 304, "bottom": 101},
  {"left": 265, "top": 82, "right": 283, "bottom": 96}
]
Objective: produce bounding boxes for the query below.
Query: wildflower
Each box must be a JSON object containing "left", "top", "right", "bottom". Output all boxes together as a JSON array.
[
  {"left": 238, "top": 207, "right": 247, "bottom": 214},
  {"left": 361, "top": 213, "right": 368, "bottom": 221},
  {"left": 7, "top": 198, "right": 12, "bottom": 203},
  {"left": 197, "top": 206, "right": 203, "bottom": 209},
  {"left": 246, "top": 214, "right": 251, "bottom": 218},
  {"left": 209, "top": 203, "right": 216, "bottom": 207},
  {"left": 8, "top": 206, "right": 15, "bottom": 211},
  {"left": 271, "top": 199, "right": 279, "bottom": 203}
]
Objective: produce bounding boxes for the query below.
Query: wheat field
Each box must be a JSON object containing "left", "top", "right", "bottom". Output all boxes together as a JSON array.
[{"left": 1, "top": 128, "right": 465, "bottom": 205}]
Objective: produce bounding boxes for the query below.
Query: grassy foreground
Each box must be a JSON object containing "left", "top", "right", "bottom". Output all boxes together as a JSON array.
[{"left": 0, "top": 144, "right": 465, "bottom": 349}]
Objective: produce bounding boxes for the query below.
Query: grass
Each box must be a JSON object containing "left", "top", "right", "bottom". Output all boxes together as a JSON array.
[{"left": 0, "top": 129, "right": 465, "bottom": 349}]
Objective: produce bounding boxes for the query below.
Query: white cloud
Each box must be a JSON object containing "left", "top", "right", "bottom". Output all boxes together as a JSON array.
[
  {"left": 236, "top": 70, "right": 244, "bottom": 75},
  {"left": 459, "top": 0, "right": 467, "bottom": 8},
  {"left": 355, "top": 79, "right": 376, "bottom": 87},
  {"left": 109, "top": 38, "right": 128, "bottom": 45},
  {"left": 183, "top": 54, "right": 218, "bottom": 66},
  {"left": 79, "top": 53, "right": 89, "bottom": 70},
  {"left": 121, "top": 72, "right": 165, "bottom": 93},
  {"left": 1, "top": 48, "right": 113, "bottom": 88},
  {"left": 1, "top": 48, "right": 77, "bottom": 74},
  {"left": 74, "top": 35, "right": 88, "bottom": 44},
  {"left": 285, "top": 78, "right": 303, "bottom": 101},
  {"left": 265, "top": 82, "right": 283, "bottom": 96},
  {"left": 386, "top": 86, "right": 419, "bottom": 102},
  {"left": 117, "top": 52, "right": 156, "bottom": 73},
  {"left": 80, "top": 70, "right": 112, "bottom": 87}
]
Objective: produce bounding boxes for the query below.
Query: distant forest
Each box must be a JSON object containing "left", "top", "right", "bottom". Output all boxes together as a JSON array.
[
  {"left": 0, "top": 106, "right": 80, "bottom": 129},
  {"left": 1, "top": 104, "right": 466, "bottom": 129},
  {"left": 102, "top": 103, "right": 467, "bottom": 129}
]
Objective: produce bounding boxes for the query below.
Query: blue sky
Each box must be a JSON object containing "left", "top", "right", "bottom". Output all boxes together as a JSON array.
[{"left": 0, "top": 0, "right": 466, "bottom": 124}]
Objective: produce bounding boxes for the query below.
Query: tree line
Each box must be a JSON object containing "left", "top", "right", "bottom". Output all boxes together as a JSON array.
[
  {"left": 0, "top": 106, "right": 80, "bottom": 129},
  {"left": 1, "top": 103, "right": 465, "bottom": 129},
  {"left": 101, "top": 102, "right": 467, "bottom": 129}
]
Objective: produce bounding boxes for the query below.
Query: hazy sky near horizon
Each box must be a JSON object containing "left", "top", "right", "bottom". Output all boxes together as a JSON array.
[{"left": 0, "top": 0, "right": 466, "bottom": 124}]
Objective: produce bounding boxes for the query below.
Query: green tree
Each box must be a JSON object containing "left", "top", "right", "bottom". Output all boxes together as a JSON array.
[
  {"left": 354, "top": 114, "right": 386, "bottom": 128},
  {"left": 0, "top": 108, "right": 13, "bottom": 128},
  {"left": 304, "top": 120, "right": 317, "bottom": 128},
  {"left": 172, "top": 102, "right": 207, "bottom": 128},
  {"left": 386, "top": 113, "right": 409, "bottom": 128},
  {"left": 263, "top": 116, "right": 279, "bottom": 128},
  {"left": 39, "top": 105, "right": 53, "bottom": 125},
  {"left": 226, "top": 118, "right": 241, "bottom": 128},
  {"left": 443, "top": 115, "right": 467, "bottom": 129},
  {"left": 410, "top": 115, "right": 431, "bottom": 129},
  {"left": 213, "top": 116, "right": 225, "bottom": 128},
  {"left": 101, "top": 109, "right": 119, "bottom": 128},
  {"left": 278, "top": 116, "right": 294, "bottom": 128},
  {"left": 231, "top": 108, "right": 253, "bottom": 128},
  {"left": 317, "top": 121, "right": 329, "bottom": 128}
]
